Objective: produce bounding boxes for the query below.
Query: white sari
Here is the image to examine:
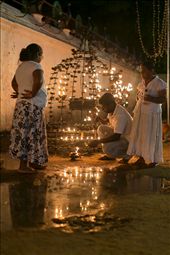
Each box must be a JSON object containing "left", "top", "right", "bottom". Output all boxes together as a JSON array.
[{"left": 127, "top": 76, "right": 166, "bottom": 163}]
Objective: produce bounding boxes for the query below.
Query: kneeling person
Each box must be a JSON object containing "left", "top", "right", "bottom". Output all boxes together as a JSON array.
[{"left": 89, "top": 93, "right": 133, "bottom": 160}]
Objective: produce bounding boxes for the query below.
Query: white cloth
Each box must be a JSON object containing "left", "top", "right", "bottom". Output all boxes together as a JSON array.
[
  {"left": 107, "top": 104, "right": 133, "bottom": 142},
  {"left": 15, "top": 61, "right": 47, "bottom": 108},
  {"left": 97, "top": 105, "right": 132, "bottom": 158},
  {"left": 127, "top": 76, "right": 166, "bottom": 163},
  {"left": 97, "top": 125, "right": 128, "bottom": 158}
]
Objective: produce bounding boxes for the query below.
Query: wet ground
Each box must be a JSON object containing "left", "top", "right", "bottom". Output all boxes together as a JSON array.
[{"left": 1, "top": 142, "right": 170, "bottom": 255}]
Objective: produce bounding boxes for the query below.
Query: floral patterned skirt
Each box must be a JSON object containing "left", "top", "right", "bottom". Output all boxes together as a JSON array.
[{"left": 9, "top": 101, "right": 48, "bottom": 165}]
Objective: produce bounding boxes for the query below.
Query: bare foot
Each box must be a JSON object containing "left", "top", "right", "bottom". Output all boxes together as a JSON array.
[
  {"left": 29, "top": 163, "right": 47, "bottom": 170},
  {"left": 18, "top": 166, "right": 36, "bottom": 173},
  {"left": 131, "top": 157, "right": 145, "bottom": 165}
]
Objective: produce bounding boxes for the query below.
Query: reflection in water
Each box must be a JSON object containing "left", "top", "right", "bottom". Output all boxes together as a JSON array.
[
  {"left": 101, "top": 169, "right": 163, "bottom": 195},
  {"left": 160, "top": 178, "right": 170, "bottom": 193},
  {"left": 45, "top": 167, "right": 104, "bottom": 225},
  {"left": 0, "top": 166, "right": 168, "bottom": 232},
  {"left": 101, "top": 170, "right": 128, "bottom": 194},
  {"left": 9, "top": 177, "right": 47, "bottom": 228},
  {"left": 44, "top": 166, "right": 163, "bottom": 230}
]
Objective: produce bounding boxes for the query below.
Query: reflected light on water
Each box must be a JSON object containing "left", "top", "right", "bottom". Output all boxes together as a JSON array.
[
  {"left": 45, "top": 167, "right": 104, "bottom": 225},
  {"left": 0, "top": 166, "right": 167, "bottom": 232}
]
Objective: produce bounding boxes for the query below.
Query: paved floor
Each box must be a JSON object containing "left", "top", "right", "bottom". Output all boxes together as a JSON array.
[{"left": 0, "top": 143, "right": 170, "bottom": 255}]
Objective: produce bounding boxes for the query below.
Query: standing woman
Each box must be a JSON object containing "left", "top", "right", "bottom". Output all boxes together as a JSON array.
[
  {"left": 9, "top": 43, "right": 48, "bottom": 172},
  {"left": 127, "top": 61, "right": 167, "bottom": 167}
]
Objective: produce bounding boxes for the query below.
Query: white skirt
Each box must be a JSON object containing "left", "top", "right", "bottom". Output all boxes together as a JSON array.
[{"left": 127, "top": 104, "right": 163, "bottom": 163}]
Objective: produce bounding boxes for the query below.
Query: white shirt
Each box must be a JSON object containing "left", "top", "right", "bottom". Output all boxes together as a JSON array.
[
  {"left": 15, "top": 61, "right": 47, "bottom": 108},
  {"left": 108, "top": 104, "right": 133, "bottom": 141},
  {"left": 135, "top": 76, "right": 166, "bottom": 114}
]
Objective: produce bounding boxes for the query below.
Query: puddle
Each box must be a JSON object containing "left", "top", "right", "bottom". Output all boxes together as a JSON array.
[{"left": 1, "top": 166, "right": 169, "bottom": 232}]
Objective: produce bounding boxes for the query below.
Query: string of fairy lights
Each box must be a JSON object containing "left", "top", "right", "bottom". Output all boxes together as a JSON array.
[{"left": 136, "top": 0, "right": 168, "bottom": 62}]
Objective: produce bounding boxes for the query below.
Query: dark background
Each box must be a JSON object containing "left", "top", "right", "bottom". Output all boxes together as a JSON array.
[{"left": 3, "top": 0, "right": 167, "bottom": 73}]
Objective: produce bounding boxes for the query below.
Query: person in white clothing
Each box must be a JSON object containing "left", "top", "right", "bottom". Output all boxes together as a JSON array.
[
  {"left": 127, "top": 61, "right": 167, "bottom": 167},
  {"left": 9, "top": 43, "right": 48, "bottom": 172},
  {"left": 88, "top": 93, "right": 133, "bottom": 160}
]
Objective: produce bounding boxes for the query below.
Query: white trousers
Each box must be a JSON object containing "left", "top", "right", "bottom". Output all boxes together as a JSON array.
[{"left": 97, "top": 125, "right": 128, "bottom": 158}]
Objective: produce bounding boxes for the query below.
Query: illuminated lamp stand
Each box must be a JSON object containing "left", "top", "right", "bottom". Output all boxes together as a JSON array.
[{"left": 47, "top": 45, "right": 133, "bottom": 157}]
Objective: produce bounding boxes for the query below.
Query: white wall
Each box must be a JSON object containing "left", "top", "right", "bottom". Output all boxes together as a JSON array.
[
  {"left": 0, "top": 16, "right": 140, "bottom": 131},
  {"left": 0, "top": 17, "right": 75, "bottom": 130}
]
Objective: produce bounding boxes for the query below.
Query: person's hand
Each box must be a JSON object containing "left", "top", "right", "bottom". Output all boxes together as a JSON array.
[
  {"left": 88, "top": 139, "right": 100, "bottom": 148},
  {"left": 21, "top": 90, "right": 32, "bottom": 99},
  {"left": 11, "top": 92, "right": 18, "bottom": 99}
]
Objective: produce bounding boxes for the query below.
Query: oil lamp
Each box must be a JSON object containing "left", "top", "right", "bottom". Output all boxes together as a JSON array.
[{"left": 69, "top": 147, "right": 81, "bottom": 161}]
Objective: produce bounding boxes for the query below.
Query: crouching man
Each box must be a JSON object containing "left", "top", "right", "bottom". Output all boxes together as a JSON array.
[{"left": 88, "top": 93, "right": 133, "bottom": 161}]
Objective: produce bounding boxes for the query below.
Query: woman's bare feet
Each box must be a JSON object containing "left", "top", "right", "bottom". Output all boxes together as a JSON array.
[
  {"left": 132, "top": 157, "right": 145, "bottom": 165},
  {"left": 147, "top": 162, "right": 158, "bottom": 168},
  {"left": 29, "top": 162, "right": 47, "bottom": 170},
  {"left": 18, "top": 160, "right": 35, "bottom": 173},
  {"left": 18, "top": 167, "right": 36, "bottom": 173}
]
